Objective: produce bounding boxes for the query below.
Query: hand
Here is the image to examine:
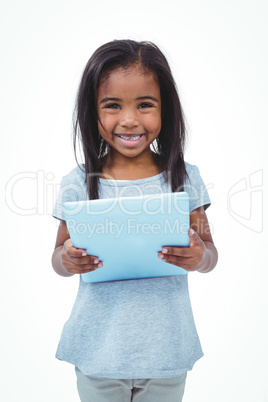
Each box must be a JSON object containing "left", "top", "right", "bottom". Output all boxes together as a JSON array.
[
  {"left": 61, "top": 239, "right": 103, "bottom": 275},
  {"left": 157, "top": 229, "right": 209, "bottom": 272}
]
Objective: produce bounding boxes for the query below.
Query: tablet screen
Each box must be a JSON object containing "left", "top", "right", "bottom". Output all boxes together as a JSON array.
[{"left": 62, "top": 192, "right": 190, "bottom": 282}]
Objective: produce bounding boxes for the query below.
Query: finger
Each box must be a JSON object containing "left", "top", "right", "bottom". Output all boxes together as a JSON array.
[
  {"left": 65, "top": 261, "right": 103, "bottom": 274},
  {"left": 66, "top": 267, "right": 100, "bottom": 274},
  {"left": 158, "top": 253, "right": 193, "bottom": 266},
  {"left": 158, "top": 254, "right": 196, "bottom": 271},
  {"left": 159, "top": 229, "right": 201, "bottom": 257},
  {"left": 160, "top": 246, "right": 192, "bottom": 258},
  {"left": 68, "top": 255, "right": 101, "bottom": 265},
  {"left": 64, "top": 239, "right": 89, "bottom": 258}
]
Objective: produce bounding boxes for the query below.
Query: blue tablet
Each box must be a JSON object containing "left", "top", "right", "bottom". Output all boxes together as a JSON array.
[{"left": 62, "top": 192, "right": 190, "bottom": 283}]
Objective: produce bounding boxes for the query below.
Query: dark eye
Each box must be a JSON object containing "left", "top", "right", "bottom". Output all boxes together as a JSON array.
[
  {"left": 106, "top": 103, "right": 120, "bottom": 109},
  {"left": 138, "top": 103, "right": 153, "bottom": 109}
]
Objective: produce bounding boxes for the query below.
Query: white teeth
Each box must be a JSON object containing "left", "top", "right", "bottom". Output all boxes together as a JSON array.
[{"left": 118, "top": 135, "right": 142, "bottom": 141}]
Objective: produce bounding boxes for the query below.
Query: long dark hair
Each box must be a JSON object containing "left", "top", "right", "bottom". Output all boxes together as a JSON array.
[{"left": 73, "top": 39, "right": 187, "bottom": 199}]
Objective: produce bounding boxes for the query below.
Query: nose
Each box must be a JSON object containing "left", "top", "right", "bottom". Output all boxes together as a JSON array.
[{"left": 119, "top": 108, "right": 139, "bottom": 129}]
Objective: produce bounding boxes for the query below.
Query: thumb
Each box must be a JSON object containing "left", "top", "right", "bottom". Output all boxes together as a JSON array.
[{"left": 189, "top": 228, "right": 198, "bottom": 247}]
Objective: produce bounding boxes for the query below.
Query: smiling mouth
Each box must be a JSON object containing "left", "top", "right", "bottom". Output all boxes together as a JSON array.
[{"left": 115, "top": 134, "right": 144, "bottom": 141}]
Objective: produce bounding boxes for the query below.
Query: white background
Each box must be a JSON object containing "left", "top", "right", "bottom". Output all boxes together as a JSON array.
[{"left": 1, "top": 0, "right": 267, "bottom": 401}]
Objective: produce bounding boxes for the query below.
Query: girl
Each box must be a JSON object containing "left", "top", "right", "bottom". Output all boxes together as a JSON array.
[{"left": 52, "top": 39, "right": 218, "bottom": 402}]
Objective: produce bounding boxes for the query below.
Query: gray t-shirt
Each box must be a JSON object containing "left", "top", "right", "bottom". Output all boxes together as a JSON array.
[{"left": 53, "top": 162, "right": 211, "bottom": 379}]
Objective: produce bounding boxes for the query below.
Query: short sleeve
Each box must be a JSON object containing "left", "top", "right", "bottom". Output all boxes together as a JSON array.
[
  {"left": 52, "top": 167, "right": 87, "bottom": 221},
  {"left": 184, "top": 163, "right": 211, "bottom": 212}
]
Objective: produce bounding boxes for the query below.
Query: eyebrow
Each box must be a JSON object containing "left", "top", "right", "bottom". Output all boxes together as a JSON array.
[
  {"left": 100, "top": 97, "right": 121, "bottom": 104},
  {"left": 100, "top": 96, "right": 159, "bottom": 104},
  {"left": 137, "top": 96, "right": 159, "bottom": 102}
]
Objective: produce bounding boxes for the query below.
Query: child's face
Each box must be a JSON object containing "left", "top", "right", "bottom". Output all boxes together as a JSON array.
[{"left": 97, "top": 66, "right": 161, "bottom": 162}]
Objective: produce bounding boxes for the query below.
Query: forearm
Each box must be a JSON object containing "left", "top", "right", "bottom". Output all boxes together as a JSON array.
[
  {"left": 198, "top": 241, "right": 218, "bottom": 273},
  {"left": 51, "top": 246, "right": 74, "bottom": 277}
]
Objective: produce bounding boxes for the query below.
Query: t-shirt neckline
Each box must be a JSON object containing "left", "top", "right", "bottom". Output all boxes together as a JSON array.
[{"left": 99, "top": 172, "right": 165, "bottom": 186}]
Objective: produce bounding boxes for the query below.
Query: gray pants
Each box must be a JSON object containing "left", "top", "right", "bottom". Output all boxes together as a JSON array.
[{"left": 75, "top": 367, "right": 187, "bottom": 402}]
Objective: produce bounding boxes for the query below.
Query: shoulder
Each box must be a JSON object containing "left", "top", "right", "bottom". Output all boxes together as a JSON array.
[
  {"left": 184, "top": 161, "right": 201, "bottom": 183},
  {"left": 58, "top": 165, "right": 87, "bottom": 202},
  {"left": 60, "top": 165, "right": 86, "bottom": 186},
  {"left": 184, "top": 161, "right": 211, "bottom": 211},
  {"left": 53, "top": 166, "right": 87, "bottom": 220}
]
